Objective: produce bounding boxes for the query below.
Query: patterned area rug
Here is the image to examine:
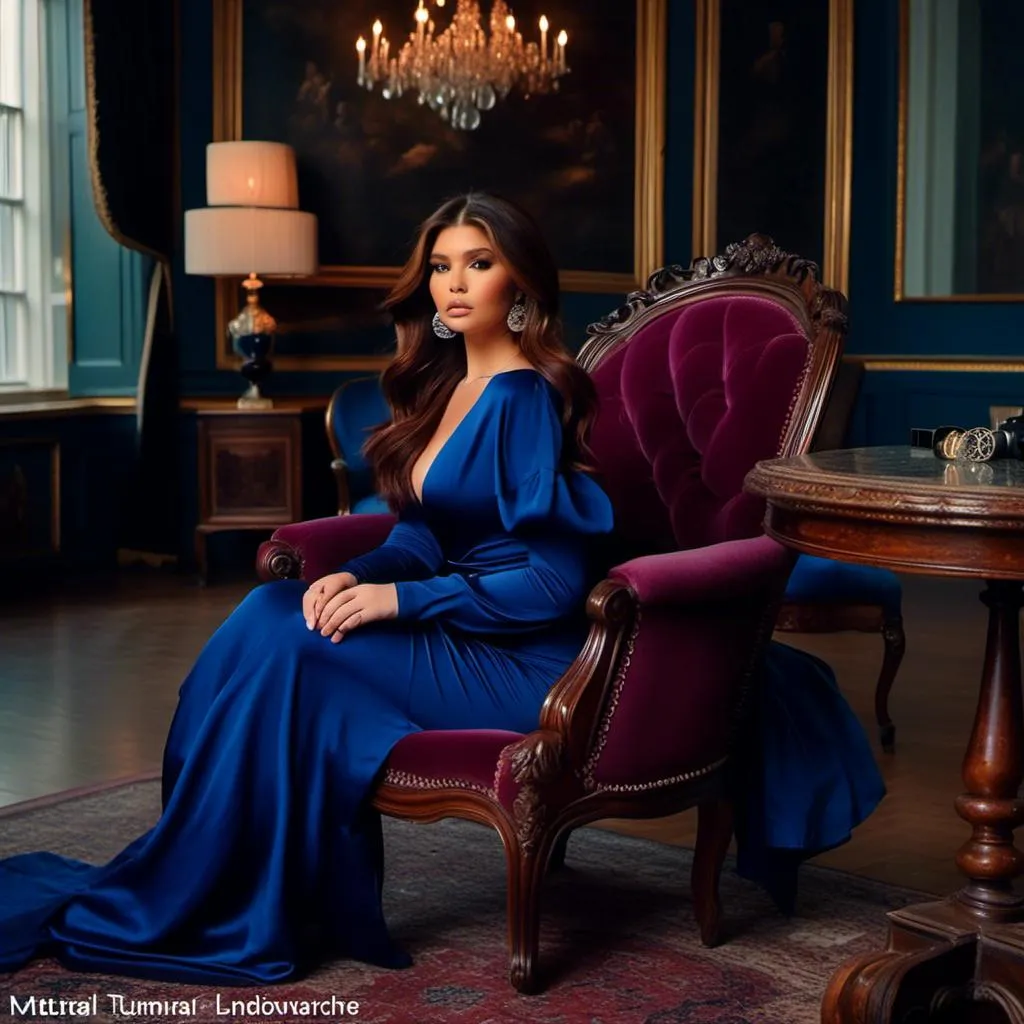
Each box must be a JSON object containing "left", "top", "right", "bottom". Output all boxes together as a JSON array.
[{"left": 0, "top": 778, "right": 920, "bottom": 1023}]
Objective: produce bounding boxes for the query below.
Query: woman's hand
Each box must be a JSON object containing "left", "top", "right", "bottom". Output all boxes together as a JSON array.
[
  {"left": 317, "top": 583, "right": 398, "bottom": 642},
  {"left": 303, "top": 572, "right": 358, "bottom": 631}
]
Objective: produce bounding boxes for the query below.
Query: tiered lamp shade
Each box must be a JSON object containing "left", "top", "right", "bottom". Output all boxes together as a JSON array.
[
  {"left": 184, "top": 140, "right": 317, "bottom": 277},
  {"left": 206, "top": 141, "right": 299, "bottom": 208},
  {"left": 184, "top": 207, "right": 317, "bottom": 277}
]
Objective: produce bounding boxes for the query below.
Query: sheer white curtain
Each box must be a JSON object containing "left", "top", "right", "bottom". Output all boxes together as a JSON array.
[
  {"left": 0, "top": 0, "right": 64, "bottom": 393},
  {"left": 0, "top": 0, "right": 26, "bottom": 383}
]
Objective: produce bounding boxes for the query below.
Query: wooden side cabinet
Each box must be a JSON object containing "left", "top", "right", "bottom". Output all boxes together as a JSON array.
[{"left": 195, "top": 410, "right": 302, "bottom": 584}]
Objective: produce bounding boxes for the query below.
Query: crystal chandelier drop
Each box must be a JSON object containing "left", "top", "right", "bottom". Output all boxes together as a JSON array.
[{"left": 356, "top": 0, "right": 570, "bottom": 130}]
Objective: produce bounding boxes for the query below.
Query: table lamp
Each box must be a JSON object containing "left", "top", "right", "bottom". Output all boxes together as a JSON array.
[{"left": 184, "top": 142, "right": 318, "bottom": 408}]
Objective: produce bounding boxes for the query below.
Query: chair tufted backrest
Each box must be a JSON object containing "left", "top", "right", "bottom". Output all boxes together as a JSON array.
[
  {"left": 565, "top": 238, "right": 847, "bottom": 791},
  {"left": 580, "top": 238, "right": 845, "bottom": 557}
]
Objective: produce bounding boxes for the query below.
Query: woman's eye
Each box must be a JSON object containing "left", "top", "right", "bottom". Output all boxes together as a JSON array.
[
  {"left": 430, "top": 263, "right": 448, "bottom": 273},
  {"left": 470, "top": 259, "right": 492, "bottom": 270}
]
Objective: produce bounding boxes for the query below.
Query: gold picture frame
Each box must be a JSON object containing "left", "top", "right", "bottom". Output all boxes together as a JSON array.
[
  {"left": 894, "top": 0, "right": 1024, "bottom": 303},
  {"left": 692, "top": 0, "right": 853, "bottom": 295},
  {"left": 210, "top": 0, "right": 666, "bottom": 371}
]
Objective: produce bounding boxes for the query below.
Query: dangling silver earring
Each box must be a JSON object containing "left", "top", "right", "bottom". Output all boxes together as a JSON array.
[
  {"left": 507, "top": 297, "right": 527, "bottom": 333},
  {"left": 432, "top": 311, "right": 456, "bottom": 339}
]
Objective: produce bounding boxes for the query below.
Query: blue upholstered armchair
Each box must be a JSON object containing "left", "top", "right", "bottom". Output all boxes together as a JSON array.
[
  {"left": 325, "top": 376, "right": 390, "bottom": 516},
  {"left": 323, "top": 350, "right": 905, "bottom": 753},
  {"left": 772, "top": 360, "right": 905, "bottom": 752},
  {"left": 776, "top": 557, "right": 904, "bottom": 751}
]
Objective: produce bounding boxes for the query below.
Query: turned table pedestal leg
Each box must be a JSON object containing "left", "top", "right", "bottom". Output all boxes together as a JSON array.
[
  {"left": 822, "top": 580, "right": 1024, "bottom": 1023},
  {"left": 954, "top": 580, "right": 1024, "bottom": 919}
]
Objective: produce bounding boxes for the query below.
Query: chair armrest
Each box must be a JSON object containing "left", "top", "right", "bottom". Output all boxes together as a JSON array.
[
  {"left": 540, "top": 536, "right": 793, "bottom": 769},
  {"left": 608, "top": 534, "right": 794, "bottom": 606},
  {"left": 256, "top": 513, "right": 396, "bottom": 583}
]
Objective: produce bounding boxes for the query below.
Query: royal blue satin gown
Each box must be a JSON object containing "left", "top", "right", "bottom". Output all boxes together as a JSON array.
[
  {"left": 0, "top": 368, "right": 882, "bottom": 983},
  {"left": 0, "top": 370, "right": 614, "bottom": 983}
]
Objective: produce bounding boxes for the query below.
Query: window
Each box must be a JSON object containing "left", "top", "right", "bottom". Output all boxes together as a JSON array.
[{"left": 0, "top": 0, "right": 65, "bottom": 394}]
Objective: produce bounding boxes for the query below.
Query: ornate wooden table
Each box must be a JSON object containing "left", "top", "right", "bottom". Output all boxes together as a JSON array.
[{"left": 746, "top": 446, "right": 1024, "bottom": 1024}]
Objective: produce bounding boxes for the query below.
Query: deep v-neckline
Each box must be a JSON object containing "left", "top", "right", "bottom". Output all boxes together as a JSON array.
[
  {"left": 412, "top": 368, "right": 538, "bottom": 504},
  {"left": 412, "top": 381, "right": 494, "bottom": 504}
]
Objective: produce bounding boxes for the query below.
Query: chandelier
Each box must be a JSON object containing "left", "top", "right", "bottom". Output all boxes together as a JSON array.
[{"left": 356, "top": 0, "right": 569, "bottom": 130}]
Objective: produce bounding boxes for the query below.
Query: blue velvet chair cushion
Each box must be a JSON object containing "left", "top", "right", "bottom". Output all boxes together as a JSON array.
[
  {"left": 329, "top": 376, "right": 390, "bottom": 513},
  {"left": 784, "top": 554, "right": 902, "bottom": 618},
  {"left": 352, "top": 494, "right": 391, "bottom": 515},
  {"left": 330, "top": 376, "right": 389, "bottom": 475}
]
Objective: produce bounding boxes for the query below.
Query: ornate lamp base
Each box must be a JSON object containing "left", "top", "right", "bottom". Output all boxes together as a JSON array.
[
  {"left": 229, "top": 273, "right": 276, "bottom": 411},
  {"left": 237, "top": 383, "right": 273, "bottom": 410},
  {"left": 234, "top": 351, "right": 275, "bottom": 409}
]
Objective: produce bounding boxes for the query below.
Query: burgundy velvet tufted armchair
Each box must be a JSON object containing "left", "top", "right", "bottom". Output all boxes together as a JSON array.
[{"left": 256, "top": 235, "right": 847, "bottom": 992}]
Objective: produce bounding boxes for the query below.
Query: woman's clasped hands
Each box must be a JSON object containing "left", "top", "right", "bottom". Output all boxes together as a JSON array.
[{"left": 302, "top": 572, "right": 398, "bottom": 643}]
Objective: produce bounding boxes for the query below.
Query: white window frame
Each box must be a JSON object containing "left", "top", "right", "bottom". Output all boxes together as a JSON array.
[{"left": 0, "top": 0, "right": 65, "bottom": 397}]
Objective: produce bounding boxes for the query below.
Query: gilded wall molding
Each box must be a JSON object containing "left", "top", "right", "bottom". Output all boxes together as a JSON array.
[
  {"left": 0, "top": 397, "right": 135, "bottom": 420},
  {"left": 850, "top": 356, "right": 1024, "bottom": 373},
  {"left": 692, "top": 0, "right": 853, "bottom": 295},
  {"left": 893, "top": 0, "right": 909, "bottom": 301},
  {"left": 894, "top": 0, "right": 1024, "bottom": 302}
]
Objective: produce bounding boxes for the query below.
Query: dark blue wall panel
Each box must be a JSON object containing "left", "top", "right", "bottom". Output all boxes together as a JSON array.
[{"left": 0, "top": 414, "right": 137, "bottom": 576}]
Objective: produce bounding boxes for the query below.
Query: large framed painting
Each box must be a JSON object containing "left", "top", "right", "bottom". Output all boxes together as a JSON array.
[
  {"left": 896, "top": 0, "right": 1024, "bottom": 300},
  {"left": 211, "top": 0, "right": 665, "bottom": 371},
  {"left": 691, "top": 0, "right": 852, "bottom": 294}
]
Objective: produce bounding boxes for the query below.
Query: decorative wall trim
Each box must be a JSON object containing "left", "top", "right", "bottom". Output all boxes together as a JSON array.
[
  {"left": 893, "top": 0, "right": 908, "bottom": 301},
  {"left": 851, "top": 357, "right": 1024, "bottom": 373},
  {"left": 633, "top": 0, "right": 667, "bottom": 294},
  {"left": 891, "top": 293, "right": 1024, "bottom": 305},
  {"left": 179, "top": 396, "right": 329, "bottom": 412},
  {"left": 824, "top": 0, "right": 854, "bottom": 294},
  {"left": 893, "top": 0, "right": 1024, "bottom": 302},
  {"left": 691, "top": 0, "right": 719, "bottom": 273},
  {"left": 0, "top": 397, "right": 136, "bottom": 420},
  {"left": 692, "top": 0, "right": 853, "bottom": 294}
]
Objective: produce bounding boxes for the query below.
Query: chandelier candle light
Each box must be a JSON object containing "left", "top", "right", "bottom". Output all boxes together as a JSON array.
[{"left": 356, "top": 0, "right": 569, "bottom": 129}]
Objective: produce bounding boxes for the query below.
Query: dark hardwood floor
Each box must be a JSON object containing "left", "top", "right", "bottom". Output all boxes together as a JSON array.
[
  {"left": 0, "top": 568, "right": 1002, "bottom": 897},
  {"left": 0, "top": 572, "right": 248, "bottom": 807}
]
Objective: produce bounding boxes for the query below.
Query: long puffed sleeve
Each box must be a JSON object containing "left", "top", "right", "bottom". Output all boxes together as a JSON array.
[
  {"left": 393, "top": 375, "right": 613, "bottom": 633},
  {"left": 336, "top": 507, "right": 444, "bottom": 584}
]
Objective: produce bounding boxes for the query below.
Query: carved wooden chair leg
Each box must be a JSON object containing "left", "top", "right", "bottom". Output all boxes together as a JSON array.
[
  {"left": 876, "top": 616, "right": 906, "bottom": 754},
  {"left": 691, "top": 797, "right": 734, "bottom": 947},
  {"left": 506, "top": 832, "right": 554, "bottom": 994},
  {"left": 547, "top": 830, "right": 570, "bottom": 872}
]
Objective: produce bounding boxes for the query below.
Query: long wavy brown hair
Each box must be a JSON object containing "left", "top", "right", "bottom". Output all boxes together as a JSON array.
[{"left": 363, "top": 192, "right": 599, "bottom": 509}]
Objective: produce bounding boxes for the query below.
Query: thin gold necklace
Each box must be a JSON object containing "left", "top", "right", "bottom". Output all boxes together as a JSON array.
[{"left": 458, "top": 350, "right": 521, "bottom": 386}]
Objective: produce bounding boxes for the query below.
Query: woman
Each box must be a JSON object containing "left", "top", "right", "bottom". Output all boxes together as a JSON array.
[{"left": 0, "top": 193, "right": 614, "bottom": 983}]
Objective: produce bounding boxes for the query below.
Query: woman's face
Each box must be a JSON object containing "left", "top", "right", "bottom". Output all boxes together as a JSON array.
[{"left": 428, "top": 224, "right": 518, "bottom": 338}]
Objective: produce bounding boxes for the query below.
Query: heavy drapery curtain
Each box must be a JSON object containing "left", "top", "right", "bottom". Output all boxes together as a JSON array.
[
  {"left": 84, "top": 0, "right": 179, "bottom": 557},
  {"left": 84, "top": 0, "right": 176, "bottom": 262}
]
